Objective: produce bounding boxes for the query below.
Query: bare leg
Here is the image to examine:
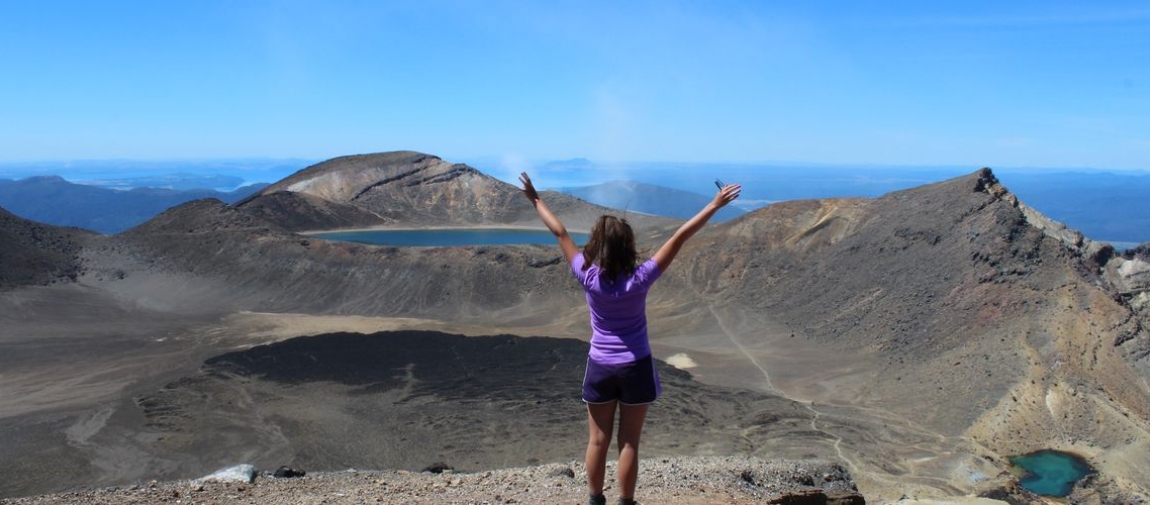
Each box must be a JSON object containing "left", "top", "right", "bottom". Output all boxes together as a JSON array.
[
  {"left": 616, "top": 403, "right": 649, "bottom": 501},
  {"left": 585, "top": 401, "right": 617, "bottom": 496}
]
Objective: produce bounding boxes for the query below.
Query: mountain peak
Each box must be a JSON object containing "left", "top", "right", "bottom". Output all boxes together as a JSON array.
[
  {"left": 237, "top": 151, "right": 676, "bottom": 231},
  {"left": 251, "top": 151, "right": 452, "bottom": 203},
  {"left": 20, "top": 175, "right": 69, "bottom": 184},
  {"left": 972, "top": 167, "right": 1006, "bottom": 196}
]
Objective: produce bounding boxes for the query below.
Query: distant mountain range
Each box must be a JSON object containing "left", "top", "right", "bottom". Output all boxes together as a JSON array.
[
  {"left": 76, "top": 172, "right": 249, "bottom": 191},
  {"left": 0, "top": 156, "right": 694, "bottom": 235},
  {"left": 4, "top": 157, "right": 1149, "bottom": 247},
  {"left": 0, "top": 158, "right": 313, "bottom": 185},
  {"left": 0, "top": 176, "right": 268, "bottom": 234},
  {"left": 521, "top": 159, "right": 1150, "bottom": 245},
  {"left": 558, "top": 180, "right": 745, "bottom": 222}
]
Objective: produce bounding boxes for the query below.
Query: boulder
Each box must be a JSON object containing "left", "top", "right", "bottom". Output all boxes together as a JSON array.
[{"left": 199, "top": 464, "right": 256, "bottom": 484}]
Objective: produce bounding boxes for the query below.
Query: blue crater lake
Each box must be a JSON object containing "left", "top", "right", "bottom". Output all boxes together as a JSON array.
[
  {"left": 1009, "top": 449, "right": 1093, "bottom": 497},
  {"left": 310, "top": 228, "right": 589, "bottom": 247}
]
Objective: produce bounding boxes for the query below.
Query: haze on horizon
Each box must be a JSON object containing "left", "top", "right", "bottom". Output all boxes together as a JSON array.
[{"left": 1, "top": 1, "right": 1148, "bottom": 172}]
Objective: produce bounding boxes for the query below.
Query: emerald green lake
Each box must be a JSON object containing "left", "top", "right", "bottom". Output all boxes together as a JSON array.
[
  {"left": 311, "top": 228, "right": 589, "bottom": 247},
  {"left": 1009, "top": 449, "right": 1093, "bottom": 497}
]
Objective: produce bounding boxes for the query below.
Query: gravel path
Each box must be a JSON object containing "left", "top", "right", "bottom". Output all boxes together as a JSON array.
[{"left": 1, "top": 456, "right": 864, "bottom": 504}]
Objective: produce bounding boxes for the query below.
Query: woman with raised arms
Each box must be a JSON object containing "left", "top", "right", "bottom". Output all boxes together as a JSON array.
[{"left": 519, "top": 173, "right": 741, "bottom": 505}]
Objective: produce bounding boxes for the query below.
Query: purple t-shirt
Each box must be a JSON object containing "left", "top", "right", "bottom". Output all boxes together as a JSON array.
[{"left": 570, "top": 253, "right": 662, "bottom": 365}]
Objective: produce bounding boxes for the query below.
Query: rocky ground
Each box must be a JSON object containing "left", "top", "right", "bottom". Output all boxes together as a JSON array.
[{"left": 0, "top": 456, "right": 864, "bottom": 505}]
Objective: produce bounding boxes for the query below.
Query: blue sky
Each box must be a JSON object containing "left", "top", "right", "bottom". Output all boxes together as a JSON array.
[{"left": 1, "top": 1, "right": 1148, "bottom": 169}]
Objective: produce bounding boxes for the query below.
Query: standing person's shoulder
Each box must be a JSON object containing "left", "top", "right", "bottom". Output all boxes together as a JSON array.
[
  {"left": 571, "top": 251, "right": 585, "bottom": 270},
  {"left": 633, "top": 258, "right": 662, "bottom": 287},
  {"left": 570, "top": 252, "right": 592, "bottom": 282}
]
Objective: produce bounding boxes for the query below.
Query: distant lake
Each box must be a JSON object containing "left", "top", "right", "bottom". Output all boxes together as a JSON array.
[{"left": 311, "top": 228, "right": 589, "bottom": 247}]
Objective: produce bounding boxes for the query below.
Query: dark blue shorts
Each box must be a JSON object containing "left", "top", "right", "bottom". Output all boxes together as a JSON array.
[{"left": 582, "top": 354, "right": 662, "bottom": 405}]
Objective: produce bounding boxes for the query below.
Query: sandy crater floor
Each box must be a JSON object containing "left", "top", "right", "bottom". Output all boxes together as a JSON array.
[{"left": 2, "top": 288, "right": 1008, "bottom": 502}]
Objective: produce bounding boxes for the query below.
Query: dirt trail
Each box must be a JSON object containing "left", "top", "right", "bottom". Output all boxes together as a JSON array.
[{"left": 697, "top": 302, "right": 1001, "bottom": 501}]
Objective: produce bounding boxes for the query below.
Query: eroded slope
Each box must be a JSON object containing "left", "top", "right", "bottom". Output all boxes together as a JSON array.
[{"left": 671, "top": 168, "right": 1150, "bottom": 495}]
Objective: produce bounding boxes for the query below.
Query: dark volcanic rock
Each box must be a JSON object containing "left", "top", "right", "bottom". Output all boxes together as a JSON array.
[
  {"left": 236, "top": 191, "right": 386, "bottom": 232},
  {"left": 271, "top": 466, "right": 305, "bottom": 478},
  {"left": 0, "top": 205, "right": 91, "bottom": 288},
  {"left": 1127, "top": 242, "right": 1150, "bottom": 261},
  {"left": 420, "top": 462, "right": 452, "bottom": 474},
  {"left": 121, "top": 198, "right": 284, "bottom": 237},
  {"left": 132, "top": 331, "right": 815, "bottom": 480}
]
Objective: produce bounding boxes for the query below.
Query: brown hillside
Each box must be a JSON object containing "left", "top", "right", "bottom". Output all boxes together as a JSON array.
[
  {"left": 90, "top": 198, "right": 584, "bottom": 318},
  {"left": 239, "top": 151, "right": 675, "bottom": 231},
  {"left": 672, "top": 168, "right": 1150, "bottom": 491}
]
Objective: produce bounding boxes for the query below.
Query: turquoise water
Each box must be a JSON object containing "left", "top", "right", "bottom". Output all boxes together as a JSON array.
[
  {"left": 1009, "top": 450, "right": 1093, "bottom": 497},
  {"left": 312, "top": 228, "right": 589, "bottom": 247}
]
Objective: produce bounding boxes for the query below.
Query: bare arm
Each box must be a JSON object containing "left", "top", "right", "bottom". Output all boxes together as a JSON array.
[
  {"left": 653, "top": 183, "right": 741, "bottom": 272},
  {"left": 520, "top": 172, "right": 579, "bottom": 263}
]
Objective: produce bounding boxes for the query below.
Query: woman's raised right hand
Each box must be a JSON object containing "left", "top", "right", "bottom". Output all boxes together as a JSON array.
[
  {"left": 713, "top": 183, "right": 742, "bottom": 208},
  {"left": 519, "top": 172, "right": 540, "bottom": 202}
]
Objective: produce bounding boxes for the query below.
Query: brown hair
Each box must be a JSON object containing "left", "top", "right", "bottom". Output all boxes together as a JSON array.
[{"left": 582, "top": 215, "right": 637, "bottom": 281}]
